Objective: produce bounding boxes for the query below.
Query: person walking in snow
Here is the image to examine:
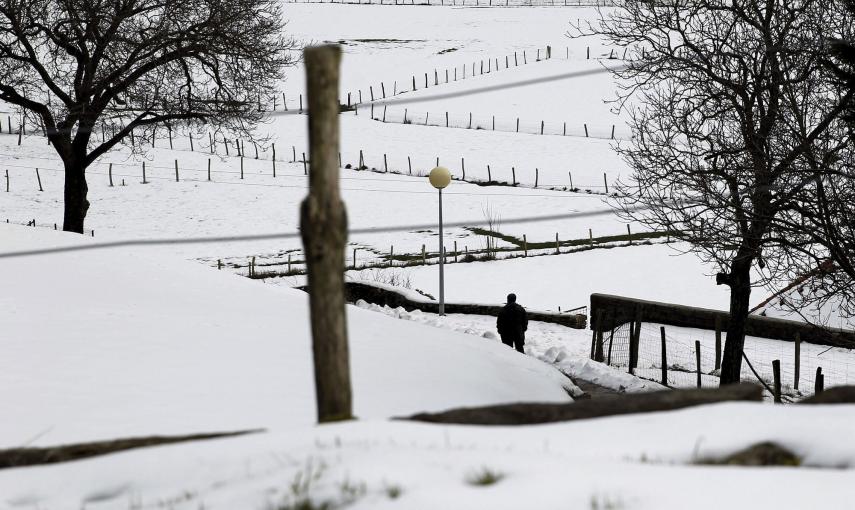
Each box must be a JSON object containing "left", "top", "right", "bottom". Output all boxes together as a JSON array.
[{"left": 497, "top": 293, "right": 528, "bottom": 353}]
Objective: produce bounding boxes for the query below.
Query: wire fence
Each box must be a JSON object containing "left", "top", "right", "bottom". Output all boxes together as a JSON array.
[
  {"left": 597, "top": 320, "right": 855, "bottom": 401},
  {"left": 367, "top": 106, "right": 629, "bottom": 140},
  {"left": 340, "top": 44, "right": 626, "bottom": 109}
]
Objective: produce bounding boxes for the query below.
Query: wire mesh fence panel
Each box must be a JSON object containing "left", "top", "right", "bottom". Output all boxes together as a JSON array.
[{"left": 597, "top": 321, "right": 855, "bottom": 400}]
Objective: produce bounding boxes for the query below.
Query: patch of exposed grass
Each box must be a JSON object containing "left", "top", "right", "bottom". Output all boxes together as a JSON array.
[
  {"left": 696, "top": 442, "right": 801, "bottom": 467},
  {"left": 465, "top": 467, "right": 505, "bottom": 486},
  {"left": 384, "top": 483, "right": 403, "bottom": 500}
]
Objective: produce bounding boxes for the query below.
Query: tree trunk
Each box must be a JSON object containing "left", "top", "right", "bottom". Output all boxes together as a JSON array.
[
  {"left": 720, "top": 260, "right": 753, "bottom": 384},
  {"left": 62, "top": 158, "right": 89, "bottom": 233}
]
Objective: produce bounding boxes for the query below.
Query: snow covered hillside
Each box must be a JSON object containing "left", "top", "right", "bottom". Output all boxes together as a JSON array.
[{"left": 0, "top": 224, "right": 574, "bottom": 448}]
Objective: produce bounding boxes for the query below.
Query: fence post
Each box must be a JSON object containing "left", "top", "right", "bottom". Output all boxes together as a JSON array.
[
  {"left": 772, "top": 359, "right": 782, "bottom": 403},
  {"left": 389, "top": 245, "right": 394, "bottom": 267},
  {"left": 240, "top": 156, "right": 244, "bottom": 179},
  {"left": 512, "top": 166, "right": 516, "bottom": 185},
  {"left": 300, "top": 45, "right": 352, "bottom": 424},
  {"left": 794, "top": 332, "right": 801, "bottom": 391},
  {"left": 603, "top": 172, "right": 609, "bottom": 194},
  {"left": 108, "top": 164, "right": 113, "bottom": 187},
  {"left": 303, "top": 152, "right": 308, "bottom": 175},
  {"left": 815, "top": 367, "right": 824, "bottom": 394},
  {"left": 408, "top": 156, "right": 412, "bottom": 175},
  {"left": 601, "top": 315, "right": 614, "bottom": 364},
  {"left": 461, "top": 157, "right": 465, "bottom": 180},
  {"left": 715, "top": 316, "right": 722, "bottom": 370},
  {"left": 626, "top": 224, "right": 632, "bottom": 244},
  {"left": 384, "top": 153, "right": 388, "bottom": 172},
  {"left": 695, "top": 340, "right": 702, "bottom": 388},
  {"left": 523, "top": 234, "right": 527, "bottom": 257},
  {"left": 629, "top": 320, "right": 641, "bottom": 375},
  {"left": 569, "top": 171, "right": 573, "bottom": 189},
  {"left": 660, "top": 326, "right": 668, "bottom": 386},
  {"left": 175, "top": 159, "right": 179, "bottom": 182},
  {"left": 142, "top": 161, "right": 147, "bottom": 184},
  {"left": 422, "top": 244, "right": 426, "bottom": 265},
  {"left": 589, "top": 228, "right": 593, "bottom": 247},
  {"left": 535, "top": 168, "right": 539, "bottom": 188},
  {"left": 207, "top": 158, "right": 211, "bottom": 181},
  {"left": 594, "top": 309, "right": 605, "bottom": 362},
  {"left": 272, "top": 144, "right": 277, "bottom": 177},
  {"left": 584, "top": 123, "right": 589, "bottom": 137},
  {"left": 454, "top": 241, "right": 458, "bottom": 262},
  {"left": 555, "top": 232, "right": 559, "bottom": 254}
]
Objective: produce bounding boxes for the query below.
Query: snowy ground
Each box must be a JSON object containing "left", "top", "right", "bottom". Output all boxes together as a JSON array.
[
  {"left": 3, "top": 402, "right": 855, "bottom": 509},
  {"left": 345, "top": 243, "right": 736, "bottom": 311},
  {"left": 2, "top": 3, "right": 855, "bottom": 508},
  {"left": 0, "top": 225, "right": 574, "bottom": 449},
  {"left": 3, "top": 226, "right": 855, "bottom": 510}
]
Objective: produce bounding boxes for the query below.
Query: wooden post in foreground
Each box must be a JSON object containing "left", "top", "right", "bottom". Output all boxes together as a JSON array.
[{"left": 300, "top": 45, "right": 353, "bottom": 424}]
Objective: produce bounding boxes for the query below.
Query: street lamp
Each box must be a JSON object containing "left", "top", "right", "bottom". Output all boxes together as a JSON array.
[{"left": 429, "top": 166, "right": 451, "bottom": 316}]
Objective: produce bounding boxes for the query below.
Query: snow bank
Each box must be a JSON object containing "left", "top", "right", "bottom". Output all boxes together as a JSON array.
[
  {"left": 0, "top": 224, "right": 573, "bottom": 449},
  {"left": 1, "top": 402, "right": 854, "bottom": 509}
]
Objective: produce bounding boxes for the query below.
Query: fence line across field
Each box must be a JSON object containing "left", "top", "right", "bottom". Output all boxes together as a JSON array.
[
  {"left": 3, "top": 123, "right": 632, "bottom": 191},
  {"left": 1, "top": 158, "right": 628, "bottom": 199},
  {"left": 367, "top": 106, "right": 629, "bottom": 140},
  {"left": 338, "top": 44, "right": 626, "bottom": 111}
]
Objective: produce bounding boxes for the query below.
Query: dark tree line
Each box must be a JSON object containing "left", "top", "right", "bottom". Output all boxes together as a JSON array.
[{"left": 0, "top": 0, "right": 295, "bottom": 232}]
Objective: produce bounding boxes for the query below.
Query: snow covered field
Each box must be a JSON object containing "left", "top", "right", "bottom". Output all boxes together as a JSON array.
[
  {"left": 0, "top": 225, "right": 578, "bottom": 448},
  {"left": 3, "top": 225, "right": 855, "bottom": 510},
  {"left": 3, "top": 2, "right": 855, "bottom": 508}
]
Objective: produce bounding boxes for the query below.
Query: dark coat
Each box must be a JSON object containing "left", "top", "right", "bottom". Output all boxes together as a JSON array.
[{"left": 497, "top": 302, "right": 528, "bottom": 344}]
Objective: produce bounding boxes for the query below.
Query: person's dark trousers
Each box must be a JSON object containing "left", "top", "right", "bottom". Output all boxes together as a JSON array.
[{"left": 501, "top": 335, "right": 524, "bottom": 353}]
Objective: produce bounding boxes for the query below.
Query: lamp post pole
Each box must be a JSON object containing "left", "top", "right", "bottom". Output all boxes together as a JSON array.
[
  {"left": 429, "top": 167, "right": 451, "bottom": 316},
  {"left": 438, "top": 186, "right": 445, "bottom": 316}
]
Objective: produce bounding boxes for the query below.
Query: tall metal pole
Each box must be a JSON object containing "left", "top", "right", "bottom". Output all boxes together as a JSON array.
[{"left": 438, "top": 187, "right": 445, "bottom": 316}]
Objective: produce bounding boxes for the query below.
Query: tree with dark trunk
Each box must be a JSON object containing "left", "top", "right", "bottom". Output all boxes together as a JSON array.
[
  {"left": 0, "top": 0, "right": 295, "bottom": 232},
  {"left": 576, "top": 0, "right": 854, "bottom": 384}
]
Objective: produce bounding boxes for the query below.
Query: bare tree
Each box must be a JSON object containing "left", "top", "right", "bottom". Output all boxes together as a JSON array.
[
  {"left": 746, "top": 0, "right": 855, "bottom": 326},
  {"left": 578, "top": 0, "right": 855, "bottom": 384},
  {"left": 0, "top": 0, "right": 295, "bottom": 232}
]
